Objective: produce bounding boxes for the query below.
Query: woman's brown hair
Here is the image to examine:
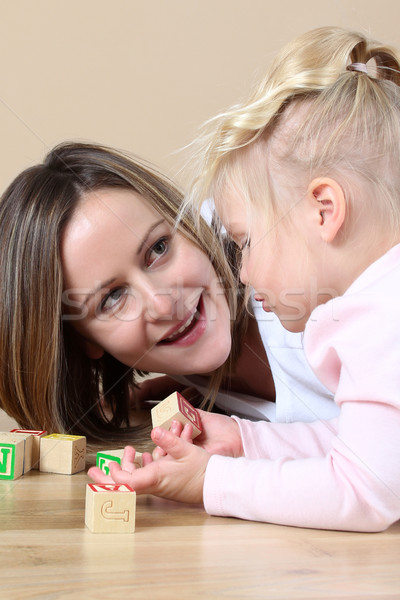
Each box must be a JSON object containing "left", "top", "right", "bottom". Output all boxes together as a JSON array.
[{"left": 0, "top": 142, "right": 245, "bottom": 450}]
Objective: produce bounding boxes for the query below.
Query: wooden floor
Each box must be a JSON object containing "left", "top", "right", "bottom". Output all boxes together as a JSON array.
[{"left": 1, "top": 465, "right": 399, "bottom": 600}]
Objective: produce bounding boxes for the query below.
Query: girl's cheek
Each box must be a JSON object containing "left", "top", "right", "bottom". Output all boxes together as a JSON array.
[{"left": 239, "top": 262, "right": 249, "bottom": 285}]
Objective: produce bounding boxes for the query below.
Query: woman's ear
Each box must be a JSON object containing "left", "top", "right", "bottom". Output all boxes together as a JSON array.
[{"left": 308, "top": 178, "right": 346, "bottom": 243}]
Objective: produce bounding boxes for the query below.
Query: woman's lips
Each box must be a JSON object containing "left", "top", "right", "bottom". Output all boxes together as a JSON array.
[
  {"left": 161, "top": 310, "right": 197, "bottom": 343},
  {"left": 158, "top": 296, "right": 206, "bottom": 346}
]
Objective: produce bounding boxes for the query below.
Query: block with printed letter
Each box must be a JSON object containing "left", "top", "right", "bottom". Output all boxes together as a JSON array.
[
  {"left": 39, "top": 434, "right": 86, "bottom": 474},
  {"left": 151, "top": 391, "right": 202, "bottom": 439},
  {"left": 0, "top": 436, "right": 25, "bottom": 480},
  {"left": 85, "top": 483, "right": 136, "bottom": 533},
  {"left": 0, "top": 431, "right": 33, "bottom": 479},
  {"left": 96, "top": 449, "right": 143, "bottom": 476},
  {"left": 10, "top": 429, "right": 47, "bottom": 469}
]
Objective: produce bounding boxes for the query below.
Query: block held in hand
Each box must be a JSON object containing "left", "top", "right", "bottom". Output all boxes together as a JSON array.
[{"left": 151, "top": 392, "right": 202, "bottom": 438}]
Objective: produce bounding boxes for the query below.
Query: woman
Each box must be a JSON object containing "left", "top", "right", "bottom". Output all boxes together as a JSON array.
[
  {"left": 0, "top": 141, "right": 254, "bottom": 449},
  {"left": 0, "top": 142, "right": 333, "bottom": 450}
]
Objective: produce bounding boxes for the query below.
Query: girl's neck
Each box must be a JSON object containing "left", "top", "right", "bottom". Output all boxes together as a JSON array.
[{"left": 329, "top": 234, "right": 399, "bottom": 298}]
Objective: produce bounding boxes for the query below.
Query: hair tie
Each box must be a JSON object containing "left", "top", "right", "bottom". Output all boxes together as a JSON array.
[{"left": 347, "top": 62, "right": 369, "bottom": 74}]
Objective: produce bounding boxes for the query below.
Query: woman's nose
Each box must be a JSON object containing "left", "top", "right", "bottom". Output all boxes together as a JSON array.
[{"left": 145, "top": 286, "right": 178, "bottom": 322}]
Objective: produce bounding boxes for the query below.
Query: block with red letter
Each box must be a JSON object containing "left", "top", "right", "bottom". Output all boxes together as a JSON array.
[
  {"left": 39, "top": 434, "right": 86, "bottom": 474},
  {"left": 85, "top": 483, "right": 136, "bottom": 533},
  {"left": 10, "top": 429, "right": 47, "bottom": 469},
  {"left": 96, "top": 449, "right": 143, "bottom": 476},
  {"left": 151, "top": 392, "right": 202, "bottom": 439},
  {"left": 0, "top": 431, "right": 33, "bottom": 479}
]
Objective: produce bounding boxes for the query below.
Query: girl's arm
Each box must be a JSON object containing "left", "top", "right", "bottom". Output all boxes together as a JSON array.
[
  {"left": 203, "top": 400, "right": 400, "bottom": 532},
  {"left": 91, "top": 399, "right": 399, "bottom": 532},
  {"left": 200, "top": 293, "right": 400, "bottom": 532},
  {"left": 90, "top": 291, "right": 400, "bottom": 532}
]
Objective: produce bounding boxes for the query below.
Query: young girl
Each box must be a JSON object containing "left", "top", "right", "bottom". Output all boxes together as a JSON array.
[
  {"left": 92, "top": 27, "right": 400, "bottom": 531},
  {"left": 0, "top": 141, "right": 334, "bottom": 450}
]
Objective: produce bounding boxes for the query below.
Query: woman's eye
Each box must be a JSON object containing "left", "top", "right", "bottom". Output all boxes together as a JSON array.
[
  {"left": 146, "top": 237, "right": 169, "bottom": 266},
  {"left": 100, "top": 288, "right": 126, "bottom": 312}
]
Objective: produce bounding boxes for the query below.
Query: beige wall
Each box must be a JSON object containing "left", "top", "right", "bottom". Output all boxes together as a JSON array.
[{"left": 0, "top": 0, "right": 399, "bottom": 192}]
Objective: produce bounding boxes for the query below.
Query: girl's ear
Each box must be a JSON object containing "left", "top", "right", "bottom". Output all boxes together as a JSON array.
[{"left": 308, "top": 178, "right": 346, "bottom": 243}]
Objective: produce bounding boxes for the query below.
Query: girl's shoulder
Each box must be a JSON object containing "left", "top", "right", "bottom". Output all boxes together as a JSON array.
[{"left": 304, "top": 245, "right": 400, "bottom": 401}]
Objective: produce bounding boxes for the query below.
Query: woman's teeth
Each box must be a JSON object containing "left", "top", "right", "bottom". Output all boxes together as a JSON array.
[{"left": 164, "top": 312, "right": 196, "bottom": 342}]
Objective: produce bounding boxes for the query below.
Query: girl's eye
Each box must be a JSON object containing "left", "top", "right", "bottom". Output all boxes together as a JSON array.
[
  {"left": 100, "top": 287, "right": 126, "bottom": 313},
  {"left": 146, "top": 236, "right": 169, "bottom": 267}
]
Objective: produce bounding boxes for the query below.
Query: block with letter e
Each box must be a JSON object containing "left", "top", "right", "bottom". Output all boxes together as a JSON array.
[
  {"left": 39, "top": 434, "right": 86, "bottom": 474},
  {"left": 151, "top": 391, "right": 202, "bottom": 439},
  {"left": 0, "top": 432, "right": 33, "bottom": 480},
  {"left": 96, "top": 449, "right": 143, "bottom": 476},
  {"left": 85, "top": 483, "right": 136, "bottom": 533}
]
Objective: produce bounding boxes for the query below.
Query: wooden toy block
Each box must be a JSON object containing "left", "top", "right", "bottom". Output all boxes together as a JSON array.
[
  {"left": 96, "top": 449, "right": 142, "bottom": 476},
  {"left": 39, "top": 434, "right": 86, "bottom": 474},
  {"left": 10, "top": 429, "right": 47, "bottom": 469},
  {"left": 151, "top": 391, "right": 202, "bottom": 439},
  {"left": 0, "top": 439, "right": 24, "bottom": 480},
  {"left": 85, "top": 483, "right": 136, "bottom": 533},
  {"left": 0, "top": 432, "right": 33, "bottom": 478}
]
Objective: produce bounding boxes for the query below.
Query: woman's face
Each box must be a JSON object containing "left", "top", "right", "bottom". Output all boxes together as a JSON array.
[{"left": 61, "top": 188, "right": 232, "bottom": 374}]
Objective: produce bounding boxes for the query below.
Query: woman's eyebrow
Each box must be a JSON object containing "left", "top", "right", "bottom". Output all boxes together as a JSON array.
[
  {"left": 83, "top": 277, "right": 116, "bottom": 306},
  {"left": 136, "top": 218, "right": 165, "bottom": 254},
  {"left": 82, "top": 218, "right": 166, "bottom": 306}
]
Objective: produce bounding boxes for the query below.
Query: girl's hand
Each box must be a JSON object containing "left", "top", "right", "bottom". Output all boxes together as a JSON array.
[
  {"left": 152, "top": 419, "right": 193, "bottom": 460},
  {"left": 87, "top": 449, "right": 153, "bottom": 484},
  {"left": 91, "top": 428, "right": 211, "bottom": 504},
  {"left": 193, "top": 409, "right": 244, "bottom": 457},
  {"left": 152, "top": 410, "right": 244, "bottom": 460}
]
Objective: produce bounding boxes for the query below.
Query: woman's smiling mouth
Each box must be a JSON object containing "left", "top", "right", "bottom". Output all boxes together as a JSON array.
[{"left": 158, "top": 296, "right": 205, "bottom": 346}]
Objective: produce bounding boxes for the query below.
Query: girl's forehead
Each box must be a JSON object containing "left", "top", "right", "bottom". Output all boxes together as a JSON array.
[
  {"left": 214, "top": 184, "right": 244, "bottom": 218},
  {"left": 214, "top": 187, "right": 253, "bottom": 238}
]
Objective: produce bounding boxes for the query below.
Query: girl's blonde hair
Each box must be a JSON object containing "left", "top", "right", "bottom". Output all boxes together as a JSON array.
[
  {"left": 184, "top": 27, "right": 400, "bottom": 241},
  {"left": 0, "top": 142, "right": 245, "bottom": 450}
]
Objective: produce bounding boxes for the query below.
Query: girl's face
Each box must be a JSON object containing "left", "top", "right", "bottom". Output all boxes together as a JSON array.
[
  {"left": 61, "top": 188, "right": 231, "bottom": 374},
  {"left": 216, "top": 185, "right": 326, "bottom": 333}
]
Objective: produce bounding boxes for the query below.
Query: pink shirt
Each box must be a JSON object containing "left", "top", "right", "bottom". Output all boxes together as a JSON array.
[{"left": 204, "top": 245, "right": 400, "bottom": 531}]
